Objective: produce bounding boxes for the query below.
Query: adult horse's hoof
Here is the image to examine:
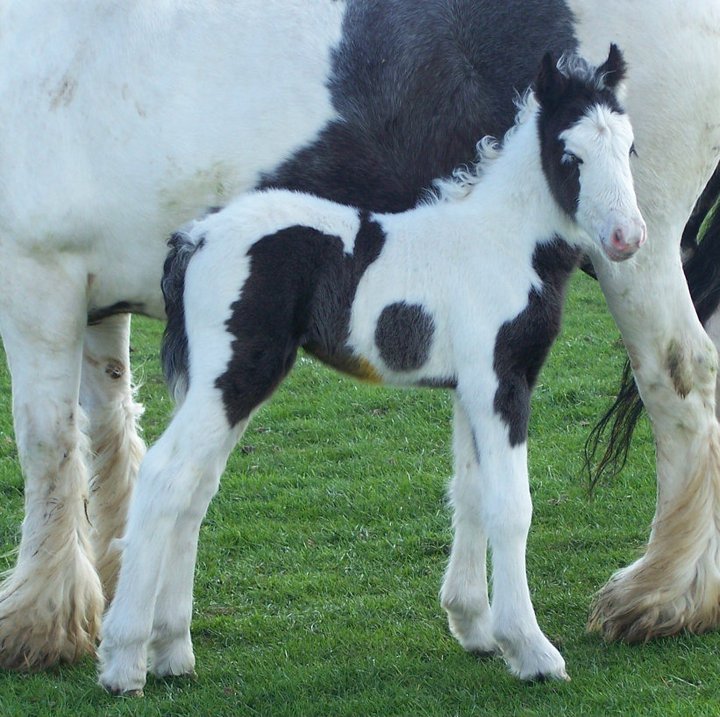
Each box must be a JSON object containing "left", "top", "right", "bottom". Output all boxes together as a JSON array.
[
  {"left": 0, "top": 562, "right": 102, "bottom": 670},
  {"left": 588, "top": 556, "right": 720, "bottom": 642}
]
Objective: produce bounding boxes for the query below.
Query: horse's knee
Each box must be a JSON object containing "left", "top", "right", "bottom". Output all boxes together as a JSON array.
[
  {"left": 664, "top": 335, "right": 718, "bottom": 400},
  {"left": 483, "top": 477, "right": 532, "bottom": 539},
  {"left": 13, "top": 398, "right": 89, "bottom": 482},
  {"left": 631, "top": 332, "right": 719, "bottom": 432},
  {"left": 82, "top": 315, "right": 135, "bottom": 403},
  {"left": 131, "top": 416, "right": 225, "bottom": 524}
]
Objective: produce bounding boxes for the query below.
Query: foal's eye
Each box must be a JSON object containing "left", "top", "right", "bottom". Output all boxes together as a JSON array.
[
  {"left": 629, "top": 143, "right": 638, "bottom": 158},
  {"left": 561, "top": 151, "right": 582, "bottom": 166}
]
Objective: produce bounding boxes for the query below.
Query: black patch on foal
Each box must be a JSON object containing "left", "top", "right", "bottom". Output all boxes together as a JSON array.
[
  {"left": 536, "top": 71, "right": 626, "bottom": 218},
  {"left": 492, "top": 239, "right": 580, "bottom": 445},
  {"left": 216, "top": 212, "right": 386, "bottom": 426},
  {"left": 375, "top": 302, "right": 435, "bottom": 372}
]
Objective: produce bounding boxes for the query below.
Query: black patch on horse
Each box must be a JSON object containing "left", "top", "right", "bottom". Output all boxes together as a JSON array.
[
  {"left": 492, "top": 239, "right": 580, "bottom": 445},
  {"left": 303, "top": 211, "right": 386, "bottom": 371},
  {"left": 418, "top": 376, "right": 458, "bottom": 389},
  {"left": 259, "top": 0, "right": 577, "bottom": 213},
  {"left": 375, "top": 302, "right": 435, "bottom": 372},
  {"left": 216, "top": 213, "right": 386, "bottom": 426},
  {"left": 87, "top": 301, "right": 147, "bottom": 325}
]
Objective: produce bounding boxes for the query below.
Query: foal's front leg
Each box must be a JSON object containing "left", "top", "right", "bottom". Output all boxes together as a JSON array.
[
  {"left": 453, "top": 388, "right": 567, "bottom": 680},
  {"left": 441, "top": 397, "right": 495, "bottom": 654}
]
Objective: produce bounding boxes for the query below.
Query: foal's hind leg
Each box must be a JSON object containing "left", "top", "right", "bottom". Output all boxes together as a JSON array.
[
  {"left": 145, "top": 483, "right": 210, "bottom": 681},
  {"left": 147, "top": 414, "right": 249, "bottom": 680},
  {"left": 0, "top": 259, "right": 103, "bottom": 669},
  {"left": 99, "top": 391, "right": 244, "bottom": 695},
  {"left": 81, "top": 314, "right": 145, "bottom": 600},
  {"left": 440, "top": 397, "right": 495, "bottom": 654}
]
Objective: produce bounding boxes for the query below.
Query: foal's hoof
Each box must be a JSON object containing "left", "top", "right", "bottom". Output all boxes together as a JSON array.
[
  {"left": 149, "top": 637, "right": 196, "bottom": 680},
  {"left": 156, "top": 669, "right": 198, "bottom": 683},
  {"left": 499, "top": 632, "right": 568, "bottom": 682},
  {"left": 105, "top": 686, "right": 145, "bottom": 698},
  {"left": 97, "top": 641, "right": 148, "bottom": 697},
  {"left": 528, "top": 669, "right": 571, "bottom": 683},
  {"left": 445, "top": 610, "right": 498, "bottom": 656}
]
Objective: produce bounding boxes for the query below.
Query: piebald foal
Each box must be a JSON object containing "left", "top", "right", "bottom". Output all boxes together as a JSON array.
[{"left": 99, "top": 47, "right": 644, "bottom": 692}]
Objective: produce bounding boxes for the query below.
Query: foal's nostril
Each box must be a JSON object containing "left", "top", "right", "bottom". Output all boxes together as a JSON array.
[{"left": 611, "top": 228, "right": 628, "bottom": 251}]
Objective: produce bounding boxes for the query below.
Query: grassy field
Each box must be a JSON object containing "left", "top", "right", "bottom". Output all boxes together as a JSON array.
[{"left": 1, "top": 272, "right": 719, "bottom": 716}]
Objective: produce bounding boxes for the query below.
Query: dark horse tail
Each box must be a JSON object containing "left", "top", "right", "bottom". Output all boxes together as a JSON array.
[
  {"left": 585, "top": 163, "right": 720, "bottom": 485},
  {"left": 161, "top": 231, "right": 205, "bottom": 404}
]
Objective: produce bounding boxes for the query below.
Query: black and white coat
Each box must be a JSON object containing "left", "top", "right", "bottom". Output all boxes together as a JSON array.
[
  {"left": 1, "top": 0, "right": 719, "bottom": 684},
  {"left": 99, "top": 49, "right": 645, "bottom": 690}
]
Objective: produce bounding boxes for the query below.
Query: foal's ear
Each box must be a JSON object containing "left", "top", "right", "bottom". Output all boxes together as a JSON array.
[
  {"left": 597, "top": 43, "right": 627, "bottom": 90},
  {"left": 534, "top": 51, "right": 566, "bottom": 109}
]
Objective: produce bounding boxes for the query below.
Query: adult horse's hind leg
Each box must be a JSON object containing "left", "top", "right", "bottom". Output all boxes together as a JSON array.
[
  {"left": 81, "top": 314, "right": 145, "bottom": 600},
  {"left": 0, "top": 257, "right": 104, "bottom": 669},
  {"left": 440, "top": 397, "right": 495, "bottom": 655}
]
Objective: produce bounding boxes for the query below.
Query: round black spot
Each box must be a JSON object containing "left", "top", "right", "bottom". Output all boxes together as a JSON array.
[{"left": 374, "top": 302, "right": 435, "bottom": 371}]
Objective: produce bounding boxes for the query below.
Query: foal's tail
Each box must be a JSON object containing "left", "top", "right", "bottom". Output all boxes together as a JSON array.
[
  {"left": 585, "top": 167, "right": 720, "bottom": 486},
  {"left": 161, "top": 231, "right": 204, "bottom": 404}
]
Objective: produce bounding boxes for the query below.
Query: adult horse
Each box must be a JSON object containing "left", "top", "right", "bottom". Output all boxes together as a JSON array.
[{"left": 0, "top": 0, "right": 718, "bottom": 670}]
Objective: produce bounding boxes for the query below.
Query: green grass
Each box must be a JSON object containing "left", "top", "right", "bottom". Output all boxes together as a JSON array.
[{"left": 1, "top": 272, "right": 719, "bottom": 716}]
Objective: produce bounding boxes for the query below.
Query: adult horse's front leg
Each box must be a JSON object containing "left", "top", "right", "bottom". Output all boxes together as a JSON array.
[
  {"left": 589, "top": 232, "right": 720, "bottom": 641},
  {"left": 0, "top": 257, "right": 104, "bottom": 669},
  {"left": 81, "top": 314, "right": 145, "bottom": 599},
  {"left": 571, "top": 0, "right": 720, "bottom": 641}
]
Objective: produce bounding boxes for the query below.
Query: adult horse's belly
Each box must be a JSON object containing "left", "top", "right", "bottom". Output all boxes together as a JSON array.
[{"left": 0, "top": 0, "right": 346, "bottom": 319}]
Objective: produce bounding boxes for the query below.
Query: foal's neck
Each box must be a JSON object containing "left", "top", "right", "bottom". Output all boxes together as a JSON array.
[{"left": 456, "top": 111, "right": 570, "bottom": 250}]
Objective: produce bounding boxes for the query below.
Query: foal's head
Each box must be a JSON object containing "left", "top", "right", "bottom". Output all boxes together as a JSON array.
[{"left": 535, "top": 44, "right": 646, "bottom": 262}]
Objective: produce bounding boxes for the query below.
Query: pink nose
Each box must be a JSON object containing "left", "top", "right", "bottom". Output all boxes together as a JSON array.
[
  {"left": 611, "top": 227, "right": 631, "bottom": 252},
  {"left": 605, "top": 220, "right": 646, "bottom": 261}
]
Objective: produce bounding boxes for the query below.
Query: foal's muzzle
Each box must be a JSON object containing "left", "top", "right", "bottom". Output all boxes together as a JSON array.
[{"left": 601, "top": 216, "right": 647, "bottom": 262}]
